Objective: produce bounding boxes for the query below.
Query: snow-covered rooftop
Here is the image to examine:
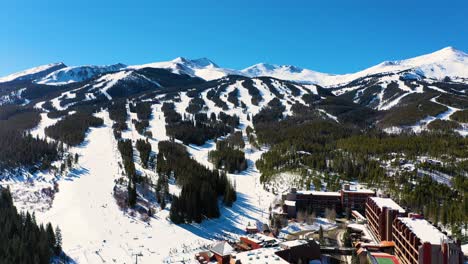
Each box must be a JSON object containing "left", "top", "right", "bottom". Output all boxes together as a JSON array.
[
  {"left": 233, "top": 247, "right": 288, "bottom": 264},
  {"left": 246, "top": 233, "right": 279, "bottom": 244},
  {"left": 279, "top": 240, "right": 308, "bottom": 249},
  {"left": 342, "top": 185, "right": 375, "bottom": 194},
  {"left": 347, "top": 223, "right": 376, "bottom": 243},
  {"left": 399, "top": 217, "right": 449, "bottom": 245},
  {"left": 210, "top": 241, "right": 234, "bottom": 256},
  {"left": 370, "top": 197, "right": 405, "bottom": 214},
  {"left": 297, "top": 190, "right": 341, "bottom": 196}
]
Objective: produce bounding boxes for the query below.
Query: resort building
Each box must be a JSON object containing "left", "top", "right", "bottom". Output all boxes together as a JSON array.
[
  {"left": 392, "top": 217, "right": 463, "bottom": 264},
  {"left": 282, "top": 184, "right": 375, "bottom": 218},
  {"left": 283, "top": 188, "right": 341, "bottom": 217},
  {"left": 366, "top": 197, "right": 406, "bottom": 242},
  {"left": 340, "top": 184, "right": 375, "bottom": 212}
]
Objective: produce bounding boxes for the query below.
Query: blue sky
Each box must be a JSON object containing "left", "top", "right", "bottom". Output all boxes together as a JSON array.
[{"left": 1, "top": 0, "right": 467, "bottom": 76}]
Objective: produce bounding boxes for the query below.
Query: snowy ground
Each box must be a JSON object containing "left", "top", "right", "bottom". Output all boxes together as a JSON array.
[
  {"left": 29, "top": 112, "right": 62, "bottom": 139},
  {"left": 15, "top": 106, "right": 276, "bottom": 263}
]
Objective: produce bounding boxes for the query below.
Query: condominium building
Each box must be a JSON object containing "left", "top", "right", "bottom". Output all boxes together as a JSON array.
[
  {"left": 340, "top": 184, "right": 375, "bottom": 212},
  {"left": 366, "top": 197, "right": 406, "bottom": 242},
  {"left": 282, "top": 184, "right": 375, "bottom": 218},
  {"left": 392, "top": 217, "right": 463, "bottom": 264}
]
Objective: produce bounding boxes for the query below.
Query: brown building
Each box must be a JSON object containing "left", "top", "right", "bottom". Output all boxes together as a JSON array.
[
  {"left": 366, "top": 197, "right": 406, "bottom": 242},
  {"left": 210, "top": 241, "right": 234, "bottom": 264},
  {"left": 283, "top": 188, "right": 341, "bottom": 217},
  {"left": 392, "top": 217, "right": 463, "bottom": 264},
  {"left": 341, "top": 184, "right": 375, "bottom": 212},
  {"left": 282, "top": 185, "right": 375, "bottom": 218},
  {"left": 275, "top": 240, "right": 321, "bottom": 264}
]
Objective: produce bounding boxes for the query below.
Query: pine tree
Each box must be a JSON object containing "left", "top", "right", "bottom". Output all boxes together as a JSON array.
[
  {"left": 46, "top": 223, "right": 56, "bottom": 249},
  {"left": 54, "top": 226, "right": 62, "bottom": 255},
  {"left": 319, "top": 226, "right": 324, "bottom": 243},
  {"left": 128, "top": 181, "right": 137, "bottom": 207}
]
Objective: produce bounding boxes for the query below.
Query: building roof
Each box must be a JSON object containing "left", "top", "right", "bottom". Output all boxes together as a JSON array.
[
  {"left": 370, "top": 197, "right": 405, "bottom": 214},
  {"left": 370, "top": 252, "right": 401, "bottom": 264},
  {"left": 210, "top": 241, "right": 234, "bottom": 256},
  {"left": 233, "top": 247, "right": 288, "bottom": 264},
  {"left": 245, "top": 233, "right": 280, "bottom": 244},
  {"left": 297, "top": 190, "right": 341, "bottom": 196},
  {"left": 279, "top": 240, "right": 309, "bottom": 249},
  {"left": 246, "top": 222, "right": 258, "bottom": 230},
  {"left": 352, "top": 210, "right": 366, "bottom": 220},
  {"left": 342, "top": 184, "right": 375, "bottom": 194},
  {"left": 398, "top": 217, "right": 449, "bottom": 245}
]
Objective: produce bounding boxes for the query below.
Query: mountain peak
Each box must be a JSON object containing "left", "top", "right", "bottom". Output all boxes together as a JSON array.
[
  {"left": 242, "top": 63, "right": 306, "bottom": 77},
  {"left": 430, "top": 46, "right": 467, "bottom": 58},
  {"left": 0, "top": 62, "right": 67, "bottom": 83},
  {"left": 171, "top": 57, "right": 218, "bottom": 68},
  {"left": 190, "top": 58, "right": 218, "bottom": 68},
  {"left": 36, "top": 63, "right": 128, "bottom": 85}
]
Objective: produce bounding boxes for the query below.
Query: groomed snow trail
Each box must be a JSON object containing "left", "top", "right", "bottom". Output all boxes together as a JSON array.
[{"left": 34, "top": 111, "right": 274, "bottom": 263}]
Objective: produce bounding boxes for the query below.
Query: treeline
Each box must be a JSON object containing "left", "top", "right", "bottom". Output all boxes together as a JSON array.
[
  {"left": 108, "top": 100, "right": 129, "bottom": 139},
  {"left": 130, "top": 101, "right": 152, "bottom": 136},
  {"left": 0, "top": 187, "right": 62, "bottom": 264},
  {"left": 117, "top": 139, "right": 137, "bottom": 207},
  {"left": 45, "top": 112, "right": 103, "bottom": 146},
  {"left": 0, "top": 132, "right": 59, "bottom": 171},
  {"left": 427, "top": 119, "right": 461, "bottom": 132},
  {"left": 156, "top": 141, "right": 236, "bottom": 223},
  {"left": 0, "top": 105, "right": 59, "bottom": 171},
  {"left": 253, "top": 98, "right": 285, "bottom": 125},
  {"left": 336, "top": 132, "right": 468, "bottom": 159},
  {"left": 387, "top": 172, "right": 467, "bottom": 238},
  {"left": 162, "top": 102, "right": 239, "bottom": 145},
  {"left": 227, "top": 88, "right": 240, "bottom": 107},
  {"left": 136, "top": 139, "right": 152, "bottom": 168},
  {"left": 255, "top": 119, "right": 351, "bottom": 182},
  {"left": 0, "top": 105, "right": 41, "bottom": 131},
  {"left": 253, "top": 102, "right": 467, "bottom": 238},
  {"left": 185, "top": 96, "right": 206, "bottom": 114},
  {"left": 206, "top": 84, "right": 229, "bottom": 110},
  {"left": 242, "top": 79, "right": 262, "bottom": 105},
  {"left": 130, "top": 101, "right": 152, "bottom": 120},
  {"left": 380, "top": 93, "right": 447, "bottom": 127},
  {"left": 208, "top": 132, "right": 247, "bottom": 173},
  {"left": 451, "top": 109, "right": 468, "bottom": 123}
]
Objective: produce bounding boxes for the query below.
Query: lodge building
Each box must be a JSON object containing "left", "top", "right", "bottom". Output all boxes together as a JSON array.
[
  {"left": 363, "top": 197, "right": 463, "bottom": 264},
  {"left": 365, "top": 197, "right": 406, "bottom": 242},
  {"left": 392, "top": 216, "right": 463, "bottom": 264},
  {"left": 282, "top": 184, "right": 375, "bottom": 218}
]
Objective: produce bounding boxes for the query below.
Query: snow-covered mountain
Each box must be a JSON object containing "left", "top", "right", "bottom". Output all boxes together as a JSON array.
[
  {"left": 0, "top": 46, "right": 467, "bottom": 263},
  {"left": 0, "top": 63, "right": 66, "bottom": 83},
  {"left": 36, "top": 63, "right": 126, "bottom": 85},
  {"left": 0, "top": 46, "right": 466, "bottom": 119},
  {"left": 242, "top": 46, "right": 468, "bottom": 87},
  {"left": 2, "top": 46, "right": 467, "bottom": 87},
  {"left": 242, "top": 63, "right": 336, "bottom": 85},
  {"left": 342, "top": 46, "right": 468, "bottom": 83},
  {"left": 128, "top": 57, "right": 243, "bottom": 81}
]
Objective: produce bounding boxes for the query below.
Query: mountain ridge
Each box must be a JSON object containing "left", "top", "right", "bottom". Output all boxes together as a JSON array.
[{"left": 2, "top": 46, "right": 467, "bottom": 87}]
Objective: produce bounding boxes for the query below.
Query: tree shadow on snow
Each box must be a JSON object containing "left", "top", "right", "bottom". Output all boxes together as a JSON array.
[
  {"left": 178, "top": 193, "right": 265, "bottom": 240},
  {"left": 64, "top": 167, "right": 90, "bottom": 181}
]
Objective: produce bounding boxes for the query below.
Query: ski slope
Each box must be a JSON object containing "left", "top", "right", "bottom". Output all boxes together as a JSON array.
[{"left": 32, "top": 109, "right": 274, "bottom": 263}]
